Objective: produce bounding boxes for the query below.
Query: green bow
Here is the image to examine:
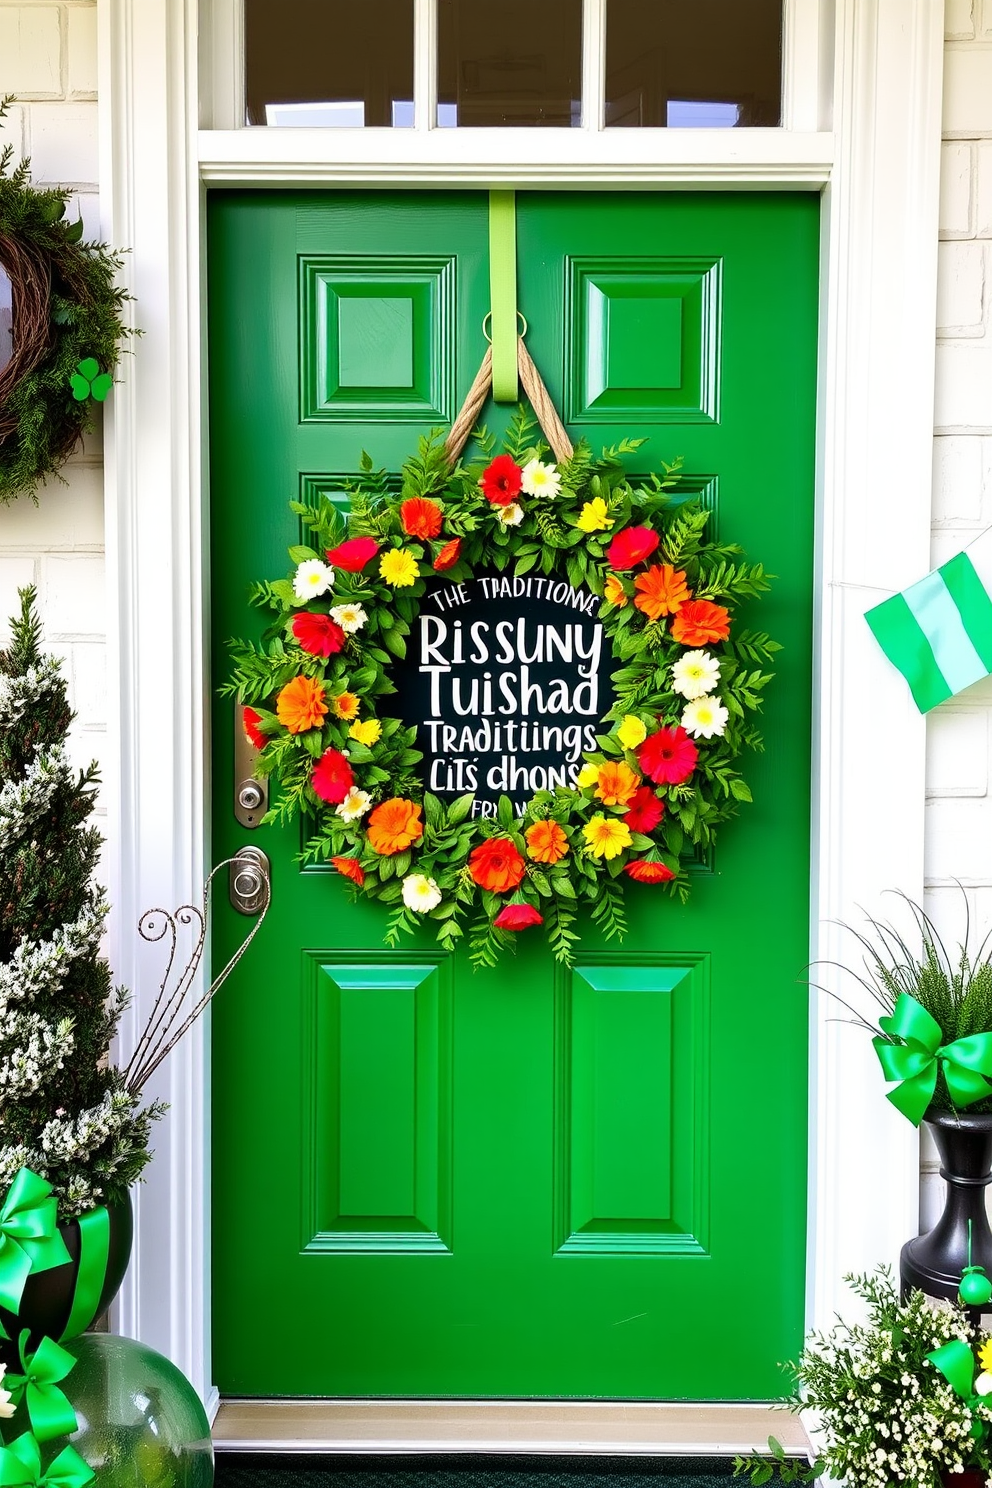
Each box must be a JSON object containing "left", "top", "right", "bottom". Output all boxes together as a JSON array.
[
  {"left": 4, "top": 1333, "right": 78, "bottom": 1443},
  {"left": 0, "top": 1173, "right": 72, "bottom": 1323},
  {"left": 873, "top": 993, "right": 992, "bottom": 1126},
  {"left": 0, "top": 1434, "right": 93, "bottom": 1488},
  {"left": 926, "top": 1339, "right": 988, "bottom": 1441}
]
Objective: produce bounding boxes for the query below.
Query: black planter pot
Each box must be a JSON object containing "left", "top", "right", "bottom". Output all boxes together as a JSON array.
[
  {"left": 0, "top": 1192, "right": 132, "bottom": 1359},
  {"left": 901, "top": 1108, "right": 992, "bottom": 1306}
]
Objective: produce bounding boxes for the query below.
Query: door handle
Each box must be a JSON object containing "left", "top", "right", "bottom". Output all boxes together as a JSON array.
[
  {"left": 229, "top": 846, "right": 270, "bottom": 915},
  {"left": 234, "top": 700, "right": 268, "bottom": 827}
]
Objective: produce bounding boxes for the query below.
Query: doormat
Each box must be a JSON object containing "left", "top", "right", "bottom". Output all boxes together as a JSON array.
[{"left": 213, "top": 1453, "right": 753, "bottom": 1488}]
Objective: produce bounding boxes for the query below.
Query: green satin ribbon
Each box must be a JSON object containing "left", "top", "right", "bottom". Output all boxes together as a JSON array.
[
  {"left": 489, "top": 190, "right": 518, "bottom": 402},
  {"left": 58, "top": 1207, "right": 108, "bottom": 1344},
  {"left": 926, "top": 1339, "right": 988, "bottom": 1441},
  {"left": 873, "top": 992, "right": 992, "bottom": 1126},
  {"left": 0, "top": 1173, "right": 71, "bottom": 1334},
  {"left": 0, "top": 1434, "right": 93, "bottom": 1488},
  {"left": 5, "top": 1332, "right": 78, "bottom": 1443}
]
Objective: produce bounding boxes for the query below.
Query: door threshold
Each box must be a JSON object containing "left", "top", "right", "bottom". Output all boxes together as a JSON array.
[{"left": 212, "top": 1399, "right": 810, "bottom": 1457}]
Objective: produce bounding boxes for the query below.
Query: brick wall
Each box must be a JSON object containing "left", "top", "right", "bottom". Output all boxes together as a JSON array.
[{"left": 0, "top": 1, "right": 105, "bottom": 806}]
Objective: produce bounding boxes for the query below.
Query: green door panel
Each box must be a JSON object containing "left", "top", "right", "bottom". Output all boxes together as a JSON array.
[{"left": 208, "top": 189, "right": 819, "bottom": 1400}]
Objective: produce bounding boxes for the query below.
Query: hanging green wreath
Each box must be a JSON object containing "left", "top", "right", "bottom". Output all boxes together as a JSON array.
[
  {"left": 226, "top": 399, "right": 779, "bottom": 967},
  {"left": 0, "top": 98, "right": 131, "bottom": 504}
]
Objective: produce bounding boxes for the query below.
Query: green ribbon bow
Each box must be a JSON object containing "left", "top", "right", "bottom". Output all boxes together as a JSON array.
[
  {"left": 0, "top": 1173, "right": 72, "bottom": 1326},
  {"left": 0, "top": 1435, "right": 93, "bottom": 1488},
  {"left": 5, "top": 1332, "right": 78, "bottom": 1443},
  {"left": 873, "top": 993, "right": 992, "bottom": 1126},
  {"left": 926, "top": 1339, "right": 988, "bottom": 1441}
]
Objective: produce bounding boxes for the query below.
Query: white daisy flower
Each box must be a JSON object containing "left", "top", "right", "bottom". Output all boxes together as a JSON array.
[
  {"left": 402, "top": 874, "right": 442, "bottom": 913},
  {"left": 0, "top": 1365, "right": 14, "bottom": 1420},
  {"left": 336, "top": 787, "right": 373, "bottom": 822},
  {"left": 330, "top": 602, "right": 368, "bottom": 634},
  {"left": 976, "top": 1373, "right": 992, "bottom": 1396},
  {"left": 681, "top": 695, "right": 729, "bottom": 739},
  {"left": 498, "top": 503, "right": 524, "bottom": 527},
  {"left": 293, "top": 559, "right": 335, "bottom": 601},
  {"left": 671, "top": 650, "right": 720, "bottom": 700},
  {"left": 521, "top": 458, "right": 561, "bottom": 499}
]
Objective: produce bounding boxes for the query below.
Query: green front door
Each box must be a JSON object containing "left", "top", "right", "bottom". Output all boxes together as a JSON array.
[{"left": 209, "top": 190, "right": 818, "bottom": 1400}]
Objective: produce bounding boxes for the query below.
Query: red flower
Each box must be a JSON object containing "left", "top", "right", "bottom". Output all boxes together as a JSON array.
[
  {"left": 400, "top": 498, "right": 444, "bottom": 540},
  {"left": 325, "top": 536, "right": 380, "bottom": 572},
  {"left": 624, "top": 860, "right": 676, "bottom": 884},
  {"left": 433, "top": 538, "right": 462, "bottom": 571},
  {"left": 494, "top": 902, "right": 543, "bottom": 931},
  {"left": 332, "top": 856, "right": 365, "bottom": 886},
  {"left": 606, "top": 526, "right": 660, "bottom": 571},
  {"left": 480, "top": 455, "right": 523, "bottom": 507},
  {"left": 468, "top": 836, "right": 526, "bottom": 892},
  {"left": 624, "top": 786, "right": 665, "bottom": 833},
  {"left": 638, "top": 726, "right": 698, "bottom": 785},
  {"left": 291, "top": 611, "right": 346, "bottom": 658},
  {"left": 671, "top": 599, "right": 731, "bottom": 647},
  {"left": 242, "top": 706, "right": 267, "bottom": 750},
  {"left": 311, "top": 748, "right": 354, "bottom": 804}
]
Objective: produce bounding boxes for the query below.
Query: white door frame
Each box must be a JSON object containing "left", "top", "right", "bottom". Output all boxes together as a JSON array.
[{"left": 98, "top": 0, "right": 944, "bottom": 1411}]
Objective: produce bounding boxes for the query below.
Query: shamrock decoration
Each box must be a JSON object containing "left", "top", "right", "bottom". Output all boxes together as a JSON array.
[{"left": 68, "top": 360, "right": 113, "bottom": 404}]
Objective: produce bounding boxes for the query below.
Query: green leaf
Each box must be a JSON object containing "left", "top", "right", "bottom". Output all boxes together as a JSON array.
[
  {"left": 91, "top": 373, "right": 114, "bottom": 401},
  {"left": 383, "top": 627, "right": 407, "bottom": 659},
  {"left": 729, "top": 777, "right": 753, "bottom": 803},
  {"left": 69, "top": 372, "right": 90, "bottom": 402},
  {"left": 287, "top": 544, "right": 321, "bottom": 565},
  {"left": 447, "top": 793, "right": 475, "bottom": 826},
  {"left": 497, "top": 795, "right": 514, "bottom": 829}
]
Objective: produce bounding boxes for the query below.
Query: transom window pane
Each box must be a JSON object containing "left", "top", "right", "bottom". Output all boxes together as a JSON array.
[
  {"left": 605, "top": 0, "right": 783, "bottom": 128},
  {"left": 244, "top": 0, "right": 414, "bottom": 127},
  {"left": 437, "top": 0, "right": 583, "bottom": 128}
]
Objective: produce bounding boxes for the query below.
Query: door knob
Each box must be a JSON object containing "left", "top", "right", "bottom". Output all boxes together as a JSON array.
[{"left": 229, "top": 847, "right": 270, "bottom": 915}]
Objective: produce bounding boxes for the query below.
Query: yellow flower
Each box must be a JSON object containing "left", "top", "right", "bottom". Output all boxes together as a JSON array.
[
  {"left": 583, "top": 815, "right": 633, "bottom": 860},
  {"left": 332, "top": 692, "right": 360, "bottom": 720},
  {"left": 604, "top": 574, "right": 628, "bottom": 607},
  {"left": 576, "top": 498, "right": 612, "bottom": 534},
  {"left": 379, "top": 548, "right": 419, "bottom": 587},
  {"left": 349, "top": 718, "right": 382, "bottom": 746},
  {"left": 576, "top": 762, "right": 600, "bottom": 788},
  {"left": 980, "top": 1339, "right": 992, "bottom": 1376},
  {"left": 616, "top": 715, "right": 647, "bottom": 750}
]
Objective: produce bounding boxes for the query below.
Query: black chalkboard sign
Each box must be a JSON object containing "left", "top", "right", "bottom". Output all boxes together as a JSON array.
[{"left": 392, "top": 571, "right": 616, "bottom": 819}]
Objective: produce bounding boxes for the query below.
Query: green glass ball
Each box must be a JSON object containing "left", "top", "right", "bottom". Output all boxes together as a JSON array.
[
  {"left": 63, "top": 1332, "right": 213, "bottom": 1488},
  {"left": 959, "top": 1266, "right": 992, "bottom": 1307}
]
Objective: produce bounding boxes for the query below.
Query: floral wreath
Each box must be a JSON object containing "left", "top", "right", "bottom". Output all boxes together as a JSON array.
[{"left": 227, "top": 348, "right": 778, "bottom": 967}]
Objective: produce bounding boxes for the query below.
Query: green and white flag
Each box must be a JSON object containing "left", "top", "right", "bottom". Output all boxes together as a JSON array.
[{"left": 865, "top": 530, "right": 992, "bottom": 712}]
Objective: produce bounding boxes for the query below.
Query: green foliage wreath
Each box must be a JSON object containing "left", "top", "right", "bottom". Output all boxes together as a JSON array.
[
  {"left": 226, "top": 411, "right": 779, "bottom": 966},
  {"left": 0, "top": 98, "right": 131, "bottom": 504}
]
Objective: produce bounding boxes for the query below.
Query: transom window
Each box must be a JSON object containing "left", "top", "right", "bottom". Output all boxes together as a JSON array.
[{"left": 244, "top": 0, "right": 784, "bottom": 130}]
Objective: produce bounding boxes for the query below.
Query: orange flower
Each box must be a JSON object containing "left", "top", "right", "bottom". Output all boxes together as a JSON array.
[
  {"left": 525, "top": 819, "right": 569, "bottom": 865},
  {"left": 276, "top": 675, "right": 328, "bottom": 734},
  {"left": 468, "top": 837, "right": 526, "bottom": 893},
  {"left": 595, "top": 760, "right": 641, "bottom": 807},
  {"left": 366, "top": 797, "right": 424, "bottom": 855},
  {"left": 633, "top": 564, "right": 691, "bottom": 622},
  {"left": 625, "top": 860, "right": 676, "bottom": 884},
  {"left": 401, "top": 497, "right": 444, "bottom": 541},
  {"left": 332, "top": 691, "right": 360, "bottom": 720},
  {"left": 671, "top": 599, "right": 731, "bottom": 646},
  {"left": 603, "top": 574, "right": 628, "bottom": 608},
  {"left": 332, "top": 856, "right": 365, "bottom": 886}
]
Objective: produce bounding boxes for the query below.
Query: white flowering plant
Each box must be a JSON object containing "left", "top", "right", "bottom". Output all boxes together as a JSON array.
[{"left": 735, "top": 1269, "right": 992, "bottom": 1487}]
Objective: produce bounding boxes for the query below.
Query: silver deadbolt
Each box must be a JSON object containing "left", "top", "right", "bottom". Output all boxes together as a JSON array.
[
  {"left": 238, "top": 782, "right": 264, "bottom": 812},
  {"left": 234, "top": 700, "right": 268, "bottom": 828},
  {"left": 229, "top": 847, "right": 270, "bottom": 915}
]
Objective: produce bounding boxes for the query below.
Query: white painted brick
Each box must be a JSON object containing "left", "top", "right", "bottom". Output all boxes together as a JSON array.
[
  {"left": 977, "top": 142, "right": 992, "bottom": 238},
  {"left": 0, "top": 558, "right": 39, "bottom": 642},
  {"left": 27, "top": 102, "right": 98, "bottom": 186},
  {"left": 981, "top": 0, "right": 992, "bottom": 38},
  {"left": 925, "top": 795, "right": 992, "bottom": 880},
  {"left": 0, "top": 8, "right": 62, "bottom": 98},
  {"left": 927, "top": 709, "right": 989, "bottom": 796},
  {"left": 932, "top": 524, "right": 988, "bottom": 565},
  {"left": 0, "top": 102, "right": 25, "bottom": 162},
  {"left": 937, "top": 241, "right": 987, "bottom": 331},
  {"left": 932, "top": 435, "right": 986, "bottom": 523},
  {"left": 947, "top": 0, "right": 976, "bottom": 39},
  {"left": 68, "top": 190, "right": 101, "bottom": 242},
  {"left": 940, "top": 142, "right": 973, "bottom": 236},
  {"left": 934, "top": 341, "right": 992, "bottom": 428},
  {"left": 48, "top": 641, "right": 105, "bottom": 726},
  {"left": 41, "top": 554, "right": 105, "bottom": 638},
  {"left": 67, "top": 6, "right": 97, "bottom": 96},
  {"left": 943, "top": 46, "right": 992, "bottom": 135},
  {"left": 0, "top": 464, "right": 104, "bottom": 548}
]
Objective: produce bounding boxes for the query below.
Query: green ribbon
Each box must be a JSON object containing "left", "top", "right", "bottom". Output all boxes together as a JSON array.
[
  {"left": 5, "top": 1332, "right": 78, "bottom": 1443},
  {"left": 489, "top": 190, "right": 518, "bottom": 402},
  {"left": 0, "top": 1174, "right": 71, "bottom": 1333},
  {"left": 926, "top": 1339, "right": 988, "bottom": 1441},
  {"left": 58, "top": 1208, "right": 108, "bottom": 1344},
  {"left": 873, "top": 992, "right": 992, "bottom": 1126},
  {"left": 0, "top": 1434, "right": 93, "bottom": 1488}
]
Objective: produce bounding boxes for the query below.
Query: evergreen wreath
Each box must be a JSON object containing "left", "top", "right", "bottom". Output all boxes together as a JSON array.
[
  {"left": 227, "top": 403, "right": 780, "bottom": 968},
  {"left": 0, "top": 98, "right": 131, "bottom": 505}
]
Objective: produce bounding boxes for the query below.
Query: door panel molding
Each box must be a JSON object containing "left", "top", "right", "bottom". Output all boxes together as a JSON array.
[{"left": 100, "top": 0, "right": 940, "bottom": 1410}]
